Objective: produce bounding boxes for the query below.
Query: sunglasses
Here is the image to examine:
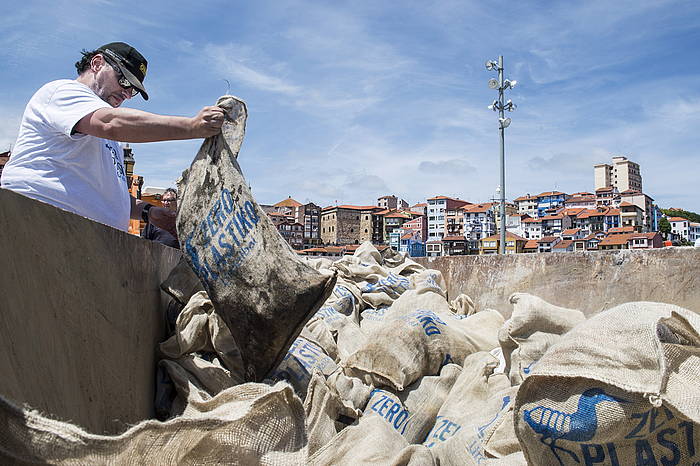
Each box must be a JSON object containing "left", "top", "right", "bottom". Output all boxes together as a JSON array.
[{"left": 104, "top": 56, "right": 139, "bottom": 97}]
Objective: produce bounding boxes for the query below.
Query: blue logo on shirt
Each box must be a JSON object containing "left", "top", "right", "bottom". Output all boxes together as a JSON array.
[{"left": 105, "top": 143, "right": 126, "bottom": 182}]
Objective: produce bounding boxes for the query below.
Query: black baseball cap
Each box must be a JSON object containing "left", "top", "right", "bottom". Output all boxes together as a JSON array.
[{"left": 97, "top": 42, "right": 149, "bottom": 100}]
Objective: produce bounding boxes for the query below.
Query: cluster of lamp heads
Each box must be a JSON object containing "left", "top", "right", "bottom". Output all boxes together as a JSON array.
[{"left": 485, "top": 58, "right": 517, "bottom": 128}]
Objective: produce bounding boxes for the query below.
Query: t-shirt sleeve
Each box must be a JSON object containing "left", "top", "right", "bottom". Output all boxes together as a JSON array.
[{"left": 45, "top": 82, "right": 111, "bottom": 139}]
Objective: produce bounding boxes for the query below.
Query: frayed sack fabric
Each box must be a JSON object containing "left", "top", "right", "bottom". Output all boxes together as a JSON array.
[
  {"left": 515, "top": 302, "right": 700, "bottom": 466},
  {"left": 0, "top": 382, "right": 307, "bottom": 465},
  {"left": 177, "top": 96, "right": 336, "bottom": 382},
  {"left": 362, "top": 363, "right": 462, "bottom": 444},
  {"left": 500, "top": 293, "right": 585, "bottom": 385}
]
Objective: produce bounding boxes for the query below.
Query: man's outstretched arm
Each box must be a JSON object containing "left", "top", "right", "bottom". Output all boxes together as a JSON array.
[{"left": 74, "top": 106, "right": 224, "bottom": 142}]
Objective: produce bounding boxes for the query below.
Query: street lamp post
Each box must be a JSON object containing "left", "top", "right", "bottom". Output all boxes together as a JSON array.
[{"left": 485, "top": 56, "right": 517, "bottom": 254}]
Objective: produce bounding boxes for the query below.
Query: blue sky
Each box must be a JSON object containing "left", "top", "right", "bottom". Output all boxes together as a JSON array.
[{"left": 2, "top": 0, "right": 699, "bottom": 212}]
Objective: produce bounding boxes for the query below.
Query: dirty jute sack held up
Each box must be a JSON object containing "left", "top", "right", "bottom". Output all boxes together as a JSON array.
[
  {"left": 515, "top": 302, "right": 700, "bottom": 466},
  {"left": 177, "top": 96, "right": 336, "bottom": 382}
]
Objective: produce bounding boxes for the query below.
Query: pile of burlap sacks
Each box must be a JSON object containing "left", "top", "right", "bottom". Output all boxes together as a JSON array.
[
  {"left": 3, "top": 241, "right": 699, "bottom": 465},
  {"left": 2, "top": 95, "right": 699, "bottom": 464}
]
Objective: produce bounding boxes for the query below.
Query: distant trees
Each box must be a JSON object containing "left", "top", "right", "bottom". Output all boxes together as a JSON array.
[
  {"left": 659, "top": 217, "right": 671, "bottom": 239},
  {"left": 661, "top": 208, "right": 700, "bottom": 223}
]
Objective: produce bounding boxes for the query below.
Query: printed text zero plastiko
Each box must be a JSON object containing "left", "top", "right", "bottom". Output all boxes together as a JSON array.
[{"left": 184, "top": 188, "right": 260, "bottom": 284}]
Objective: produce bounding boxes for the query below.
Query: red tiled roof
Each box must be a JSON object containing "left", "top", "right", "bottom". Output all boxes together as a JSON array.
[
  {"left": 442, "top": 235, "right": 466, "bottom": 241},
  {"left": 668, "top": 217, "right": 688, "bottom": 222},
  {"left": 401, "top": 233, "right": 413, "bottom": 240},
  {"left": 274, "top": 197, "right": 302, "bottom": 208},
  {"left": 427, "top": 195, "right": 459, "bottom": 201},
  {"left": 514, "top": 195, "right": 536, "bottom": 202},
  {"left": 540, "top": 214, "right": 564, "bottom": 221},
  {"left": 608, "top": 226, "right": 635, "bottom": 234},
  {"left": 322, "top": 205, "right": 381, "bottom": 211},
  {"left": 524, "top": 240, "right": 539, "bottom": 249},
  {"left": 537, "top": 191, "right": 566, "bottom": 197},
  {"left": 562, "top": 228, "right": 580, "bottom": 235},
  {"left": 553, "top": 240, "right": 573, "bottom": 249},
  {"left": 595, "top": 187, "right": 614, "bottom": 192},
  {"left": 481, "top": 232, "right": 527, "bottom": 242},
  {"left": 598, "top": 234, "right": 632, "bottom": 246},
  {"left": 462, "top": 203, "right": 493, "bottom": 213},
  {"left": 523, "top": 217, "right": 542, "bottom": 224},
  {"left": 560, "top": 208, "right": 587, "bottom": 216},
  {"left": 384, "top": 212, "right": 412, "bottom": 218},
  {"left": 537, "top": 236, "right": 559, "bottom": 243}
]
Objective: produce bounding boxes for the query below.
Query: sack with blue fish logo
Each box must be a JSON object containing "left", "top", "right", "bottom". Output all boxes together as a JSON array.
[
  {"left": 515, "top": 302, "right": 700, "bottom": 466},
  {"left": 177, "top": 96, "right": 336, "bottom": 382},
  {"left": 424, "top": 352, "right": 520, "bottom": 464},
  {"left": 360, "top": 363, "right": 461, "bottom": 444},
  {"left": 499, "top": 292, "right": 585, "bottom": 385}
]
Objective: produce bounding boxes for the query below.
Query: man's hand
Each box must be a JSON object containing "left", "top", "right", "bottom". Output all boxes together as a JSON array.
[
  {"left": 148, "top": 206, "right": 178, "bottom": 240},
  {"left": 190, "top": 106, "right": 225, "bottom": 138}
]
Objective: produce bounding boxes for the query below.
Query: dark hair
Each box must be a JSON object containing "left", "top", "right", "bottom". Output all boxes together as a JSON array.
[
  {"left": 75, "top": 49, "right": 100, "bottom": 75},
  {"left": 163, "top": 188, "right": 178, "bottom": 199}
]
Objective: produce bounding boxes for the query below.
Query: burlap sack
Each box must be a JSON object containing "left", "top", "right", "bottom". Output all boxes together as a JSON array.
[
  {"left": 361, "top": 363, "right": 462, "bottom": 443},
  {"left": 268, "top": 336, "right": 338, "bottom": 398},
  {"left": 424, "top": 352, "right": 515, "bottom": 464},
  {"left": 301, "top": 319, "right": 340, "bottom": 361},
  {"left": 0, "top": 382, "right": 307, "bottom": 465},
  {"left": 308, "top": 415, "right": 420, "bottom": 465},
  {"left": 358, "top": 271, "right": 413, "bottom": 309},
  {"left": 159, "top": 291, "right": 245, "bottom": 376},
  {"left": 160, "top": 355, "right": 243, "bottom": 417},
  {"left": 160, "top": 255, "right": 205, "bottom": 305},
  {"left": 325, "top": 369, "right": 373, "bottom": 413},
  {"left": 449, "top": 293, "right": 476, "bottom": 316},
  {"left": 344, "top": 307, "right": 502, "bottom": 391},
  {"left": 515, "top": 302, "right": 700, "bottom": 466},
  {"left": 304, "top": 372, "right": 361, "bottom": 457},
  {"left": 177, "top": 96, "right": 336, "bottom": 381},
  {"left": 500, "top": 292, "right": 585, "bottom": 385},
  {"left": 359, "top": 306, "right": 390, "bottom": 334}
]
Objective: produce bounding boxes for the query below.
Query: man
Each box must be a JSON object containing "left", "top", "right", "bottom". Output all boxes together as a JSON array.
[
  {"left": 141, "top": 188, "right": 179, "bottom": 248},
  {"left": 0, "top": 42, "right": 224, "bottom": 234}
]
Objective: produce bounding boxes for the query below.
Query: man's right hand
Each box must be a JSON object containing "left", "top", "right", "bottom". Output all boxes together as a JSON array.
[{"left": 190, "top": 106, "right": 225, "bottom": 138}]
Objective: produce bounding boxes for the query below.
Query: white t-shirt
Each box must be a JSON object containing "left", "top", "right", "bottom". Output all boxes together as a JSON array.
[{"left": 1, "top": 80, "right": 131, "bottom": 231}]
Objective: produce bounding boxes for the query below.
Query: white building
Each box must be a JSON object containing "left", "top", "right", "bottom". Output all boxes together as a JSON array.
[
  {"left": 522, "top": 217, "right": 543, "bottom": 240},
  {"left": 668, "top": 217, "right": 690, "bottom": 241},
  {"left": 594, "top": 155, "right": 643, "bottom": 193},
  {"left": 426, "top": 195, "right": 470, "bottom": 248},
  {"left": 462, "top": 203, "right": 496, "bottom": 251}
]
